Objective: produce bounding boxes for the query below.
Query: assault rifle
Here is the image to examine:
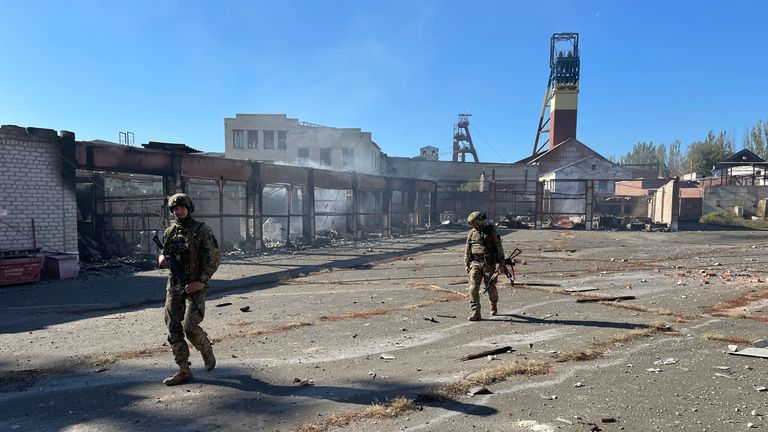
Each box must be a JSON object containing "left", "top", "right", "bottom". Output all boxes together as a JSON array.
[
  {"left": 484, "top": 248, "right": 523, "bottom": 292},
  {"left": 152, "top": 232, "right": 204, "bottom": 318}
]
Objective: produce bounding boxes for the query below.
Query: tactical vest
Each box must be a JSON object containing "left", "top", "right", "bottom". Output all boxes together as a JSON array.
[
  {"left": 165, "top": 220, "right": 204, "bottom": 284},
  {"left": 469, "top": 224, "right": 499, "bottom": 266}
]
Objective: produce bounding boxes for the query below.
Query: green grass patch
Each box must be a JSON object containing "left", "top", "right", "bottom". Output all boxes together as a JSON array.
[{"left": 699, "top": 211, "right": 768, "bottom": 229}]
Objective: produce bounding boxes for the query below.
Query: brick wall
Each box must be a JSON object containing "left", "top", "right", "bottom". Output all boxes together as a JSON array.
[{"left": 0, "top": 125, "right": 78, "bottom": 254}]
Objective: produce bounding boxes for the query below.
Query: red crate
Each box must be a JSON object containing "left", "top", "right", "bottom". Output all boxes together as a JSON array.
[{"left": 0, "top": 256, "right": 42, "bottom": 286}]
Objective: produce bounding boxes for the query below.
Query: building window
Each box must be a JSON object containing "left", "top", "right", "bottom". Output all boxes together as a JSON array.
[
  {"left": 247, "top": 130, "right": 258, "bottom": 149},
  {"left": 277, "top": 131, "right": 287, "bottom": 150},
  {"left": 320, "top": 148, "right": 331, "bottom": 166},
  {"left": 597, "top": 180, "right": 608, "bottom": 192},
  {"left": 591, "top": 164, "right": 597, "bottom": 171},
  {"left": 298, "top": 147, "right": 309, "bottom": 165},
  {"left": 233, "top": 130, "right": 244, "bottom": 149},
  {"left": 263, "top": 130, "right": 275, "bottom": 149},
  {"left": 343, "top": 148, "right": 354, "bottom": 168}
]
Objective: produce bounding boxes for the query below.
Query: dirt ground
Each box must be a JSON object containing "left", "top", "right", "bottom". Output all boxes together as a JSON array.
[{"left": 3, "top": 227, "right": 768, "bottom": 432}]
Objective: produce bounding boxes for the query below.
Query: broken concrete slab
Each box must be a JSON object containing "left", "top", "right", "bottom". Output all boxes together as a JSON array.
[{"left": 728, "top": 347, "right": 768, "bottom": 359}]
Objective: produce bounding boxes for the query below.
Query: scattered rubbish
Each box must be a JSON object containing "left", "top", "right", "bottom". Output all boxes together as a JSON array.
[
  {"left": 216, "top": 302, "right": 233, "bottom": 307},
  {"left": 467, "top": 386, "right": 491, "bottom": 396},
  {"left": 574, "top": 381, "right": 584, "bottom": 388},
  {"left": 729, "top": 348, "right": 768, "bottom": 359},
  {"left": 601, "top": 418, "right": 617, "bottom": 423},
  {"left": 543, "top": 248, "right": 577, "bottom": 253},
  {"left": 755, "top": 385, "right": 768, "bottom": 392},
  {"left": 754, "top": 339, "right": 768, "bottom": 348},
  {"left": 576, "top": 296, "right": 636, "bottom": 303},
  {"left": 747, "top": 423, "right": 758, "bottom": 429},
  {"left": 380, "top": 353, "right": 396, "bottom": 360},
  {"left": 714, "top": 373, "right": 732, "bottom": 379},
  {"left": 239, "top": 306, "right": 250, "bottom": 312},
  {"left": 734, "top": 271, "right": 752, "bottom": 277},
  {"left": 554, "top": 417, "right": 573, "bottom": 425},
  {"left": 539, "top": 393, "right": 558, "bottom": 400},
  {"left": 646, "top": 368, "right": 662, "bottom": 373},
  {"left": 540, "top": 314, "right": 556, "bottom": 320},
  {"left": 368, "top": 371, "right": 376, "bottom": 379},
  {"left": 94, "top": 368, "right": 109, "bottom": 373},
  {"left": 728, "top": 345, "right": 739, "bottom": 352},
  {"left": 459, "top": 346, "right": 514, "bottom": 362},
  {"left": 752, "top": 410, "right": 763, "bottom": 416},
  {"left": 435, "top": 314, "right": 456, "bottom": 319},
  {"left": 714, "top": 366, "right": 731, "bottom": 371},
  {"left": 653, "top": 358, "right": 678, "bottom": 365},
  {"left": 423, "top": 316, "right": 439, "bottom": 323}
]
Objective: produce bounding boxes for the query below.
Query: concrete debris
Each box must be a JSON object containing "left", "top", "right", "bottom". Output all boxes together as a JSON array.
[
  {"left": 539, "top": 393, "right": 558, "bottom": 400},
  {"left": 467, "top": 386, "right": 491, "bottom": 396},
  {"left": 380, "top": 353, "right": 396, "bottom": 360},
  {"left": 564, "top": 287, "right": 598, "bottom": 292},
  {"left": 729, "top": 347, "right": 768, "bottom": 359},
  {"left": 755, "top": 386, "right": 768, "bottom": 392},
  {"left": 239, "top": 305, "right": 250, "bottom": 312},
  {"left": 752, "top": 410, "right": 763, "bottom": 416},
  {"left": 574, "top": 381, "right": 584, "bottom": 387},
  {"left": 653, "top": 358, "right": 678, "bottom": 365},
  {"left": 293, "top": 378, "right": 314, "bottom": 386},
  {"left": 747, "top": 423, "right": 758, "bottom": 428},
  {"left": 714, "top": 366, "right": 731, "bottom": 370},
  {"left": 368, "top": 371, "right": 376, "bottom": 379},
  {"left": 714, "top": 373, "right": 732, "bottom": 379},
  {"left": 576, "top": 295, "right": 635, "bottom": 303},
  {"left": 554, "top": 417, "right": 573, "bottom": 425},
  {"left": 646, "top": 368, "right": 662, "bottom": 373},
  {"left": 728, "top": 345, "right": 739, "bottom": 352}
]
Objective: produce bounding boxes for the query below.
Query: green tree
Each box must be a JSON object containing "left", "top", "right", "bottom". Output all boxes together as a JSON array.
[
  {"left": 685, "top": 130, "right": 732, "bottom": 177},
  {"left": 750, "top": 122, "right": 765, "bottom": 159},
  {"left": 667, "top": 140, "right": 684, "bottom": 177},
  {"left": 620, "top": 141, "right": 666, "bottom": 176}
]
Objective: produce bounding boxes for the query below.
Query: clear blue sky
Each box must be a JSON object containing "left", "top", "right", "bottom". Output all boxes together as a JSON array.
[{"left": 2, "top": 0, "right": 767, "bottom": 163}]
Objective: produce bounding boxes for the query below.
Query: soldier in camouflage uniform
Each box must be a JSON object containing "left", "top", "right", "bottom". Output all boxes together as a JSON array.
[
  {"left": 464, "top": 211, "right": 507, "bottom": 321},
  {"left": 157, "top": 193, "right": 221, "bottom": 386}
]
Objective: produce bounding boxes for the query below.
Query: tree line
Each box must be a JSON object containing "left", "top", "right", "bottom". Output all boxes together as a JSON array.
[{"left": 614, "top": 119, "right": 768, "bottom": 178}]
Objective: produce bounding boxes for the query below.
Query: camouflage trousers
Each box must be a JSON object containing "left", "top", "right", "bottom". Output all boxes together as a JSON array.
[
  {"left": 164, "top": 281, "right": 210, "bottom": 370},
  {"left": 468, "top": 262, "right": 499, "bottom": 311}
]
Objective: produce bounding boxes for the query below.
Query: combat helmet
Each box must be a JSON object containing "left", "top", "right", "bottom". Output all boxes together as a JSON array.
[
  {"left": 168, "top": 193, "right": 195, "bottom": 213},
  {"left": 467, "top": 211, "right": 486, "bottom": 225}
]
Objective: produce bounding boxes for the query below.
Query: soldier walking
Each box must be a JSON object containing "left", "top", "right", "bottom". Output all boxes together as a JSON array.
[
  {"left": 157, "top": 193, "right": 221, "bottom": 385},
  {"left": 464, "top": 211, "right": 507, "bottom": 321}
]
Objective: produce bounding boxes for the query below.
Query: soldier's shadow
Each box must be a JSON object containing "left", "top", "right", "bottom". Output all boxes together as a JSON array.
[
  {"left": 485, "top": 313, "right": 652, "bottom": 330},
  {"left": 197, "top": 370, "right": 497, "bottom": 416}
]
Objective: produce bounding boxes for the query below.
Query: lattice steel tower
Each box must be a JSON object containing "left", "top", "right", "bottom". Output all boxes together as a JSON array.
[{"left": 452, "top": 113, "right": 479, "bottom": 162}]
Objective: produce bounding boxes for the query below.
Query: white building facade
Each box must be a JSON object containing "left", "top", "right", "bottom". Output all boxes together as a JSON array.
[{"left": 224, "top": 114, "right": 383, "bottom": 175}]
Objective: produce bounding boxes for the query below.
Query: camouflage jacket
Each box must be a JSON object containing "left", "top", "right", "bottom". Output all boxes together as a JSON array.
[
  {"left": 162, "top": 218, "right": 220, "bottom": 286},
  {"left": 464, "top": 224, "right": 505, "bottom": 268}
]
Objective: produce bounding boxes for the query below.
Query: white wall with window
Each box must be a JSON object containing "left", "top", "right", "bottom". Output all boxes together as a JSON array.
[{"left": 224, "top": 114, "right": 383, "bottom": 175}]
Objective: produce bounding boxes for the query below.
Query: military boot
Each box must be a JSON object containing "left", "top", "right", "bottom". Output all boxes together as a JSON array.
[
  {"left": 490, "top": 303, "right": 498, "bottom": 316},
  {"left": 201, "top": 342, "right": 216, "bottom": 372},
  {"left": 468, "top": 309, "right": 482, "bottom": 321},
  {"left": 162, "top": 368, "right": 193, "bottom": 386}
]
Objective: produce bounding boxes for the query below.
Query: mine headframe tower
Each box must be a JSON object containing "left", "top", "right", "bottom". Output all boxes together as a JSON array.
[
  {"left": 452, "top": 113, "right": 479, "bottom": 162},
  {"left": 532, "top": 32, "right": 580, "bottom": 156}
]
